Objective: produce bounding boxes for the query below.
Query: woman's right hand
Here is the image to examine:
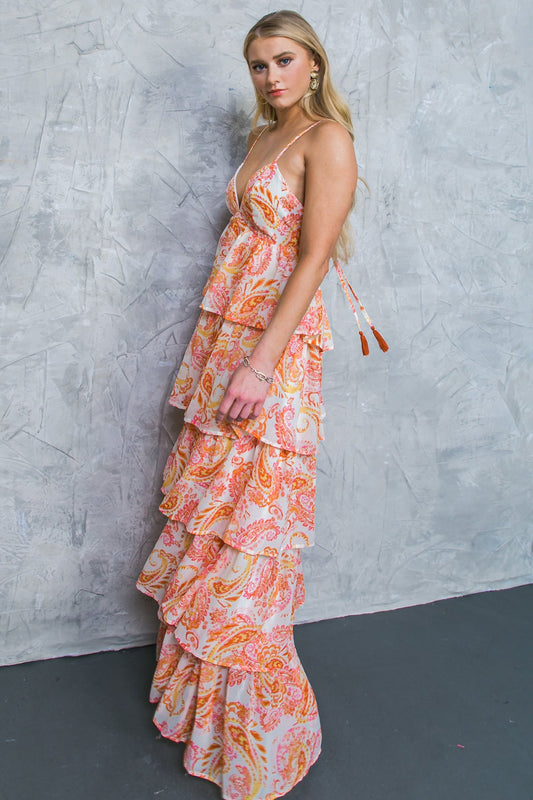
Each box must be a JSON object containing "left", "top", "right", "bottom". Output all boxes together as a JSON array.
[{"left": 215, "top": 361, "right": 272, "bottom": 423}]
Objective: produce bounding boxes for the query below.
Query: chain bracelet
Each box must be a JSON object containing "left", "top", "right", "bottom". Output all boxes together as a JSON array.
[{"left": 242, "top": 356, "right": 274, "bottom": 384}]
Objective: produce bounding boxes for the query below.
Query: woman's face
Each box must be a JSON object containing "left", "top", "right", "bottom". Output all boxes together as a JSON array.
[{"left": 246, "top": 36, "right": 318, "bottom": 113}]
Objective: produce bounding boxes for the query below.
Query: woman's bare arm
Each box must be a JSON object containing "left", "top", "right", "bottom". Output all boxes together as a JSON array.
[{"left": 216, "top": 121, "right": 357, "bottom": 422}]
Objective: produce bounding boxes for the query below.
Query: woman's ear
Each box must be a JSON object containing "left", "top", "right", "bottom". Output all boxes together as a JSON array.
[{"left": 309, "top": 50, "right": 321, "bottom": 72}]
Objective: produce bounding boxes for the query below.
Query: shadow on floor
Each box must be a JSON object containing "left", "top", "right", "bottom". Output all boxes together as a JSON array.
[{"left": 1, "top": 584, "right": 532, "bottom": 800}]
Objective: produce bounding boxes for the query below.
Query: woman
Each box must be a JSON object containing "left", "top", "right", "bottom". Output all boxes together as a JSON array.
[{"left": 137, "top": 10, "right": 386, "bottom": 800}]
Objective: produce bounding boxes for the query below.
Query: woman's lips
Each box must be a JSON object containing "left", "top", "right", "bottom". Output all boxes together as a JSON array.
[{"left": 268, "top": 89, "right": 285, "bottom": 97}]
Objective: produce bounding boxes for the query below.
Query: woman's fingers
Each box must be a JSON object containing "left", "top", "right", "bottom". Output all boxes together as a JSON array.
[
  {"left": 216, "top": 400, "right": 254, "bottom": 423},
  {"left": 215, "top": 388, "right": 247, "bottom": 422},
  {"left": 252, "top": 400, "right": 264, "bottom": 419},
  {"left": 215, "top": 396, "right": 239, "bottom": 422},
  {"left": 239, "top": 402, "right": 254, "bottom": 420},
  {"left": 228, "top": 400, "right": 245, "bottom": 421}
]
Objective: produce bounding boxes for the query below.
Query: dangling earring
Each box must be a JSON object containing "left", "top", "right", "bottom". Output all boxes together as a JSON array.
[{"left": 309, "top": 70, "right": 319, "bottom": 92}]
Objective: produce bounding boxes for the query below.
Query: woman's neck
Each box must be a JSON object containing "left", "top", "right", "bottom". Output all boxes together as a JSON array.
[{"left": 273, "top": 106, "right": 311, "bottom": 132}]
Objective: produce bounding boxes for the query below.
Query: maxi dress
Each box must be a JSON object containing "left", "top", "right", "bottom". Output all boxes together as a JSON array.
[{"left": 137, "top": 121, "right": 331, "bottom": 800}]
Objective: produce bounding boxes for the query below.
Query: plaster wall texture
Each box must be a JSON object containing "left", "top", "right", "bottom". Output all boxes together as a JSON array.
[{"left": 1, "top": 0, "right": 531, "bottom": 665}]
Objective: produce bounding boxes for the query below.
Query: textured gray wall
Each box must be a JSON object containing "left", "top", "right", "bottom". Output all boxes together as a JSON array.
[{"left": 1, "top": 0, "right": 531, "bottom": 665}]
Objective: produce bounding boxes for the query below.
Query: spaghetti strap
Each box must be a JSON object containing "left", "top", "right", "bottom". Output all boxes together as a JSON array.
[
  {"left": 274, "top": 120, "right": 322, "bottom": 162},
  {"left": 241, "top": 125, "right": 268, "bottom": 165}
]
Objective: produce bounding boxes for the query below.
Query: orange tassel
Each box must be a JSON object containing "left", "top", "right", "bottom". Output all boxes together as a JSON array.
[
  {"left": 359, "top": 331, "right": 369, "bottom": 355},
  {"left": 371, "top": 326, "right": 389, "bottom": 352}
]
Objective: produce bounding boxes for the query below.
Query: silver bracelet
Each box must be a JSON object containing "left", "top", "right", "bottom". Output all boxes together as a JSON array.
[{"left": 242, "top": 356, "right": 274, "bottom": 384}]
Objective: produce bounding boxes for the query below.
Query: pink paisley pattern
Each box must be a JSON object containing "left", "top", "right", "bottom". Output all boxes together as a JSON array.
[
  {"left": 137, "top": 124, "right": 326, "bottom": 799},
  {"left": 169, "top": 313, "right": 326, "bottom": 455}
]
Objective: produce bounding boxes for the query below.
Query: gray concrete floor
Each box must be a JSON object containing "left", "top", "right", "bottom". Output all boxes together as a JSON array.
[{"left": 1, "top": 584, "right": 532, "bottom": 800}]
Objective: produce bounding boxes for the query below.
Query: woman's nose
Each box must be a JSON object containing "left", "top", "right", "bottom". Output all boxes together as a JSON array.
[{"left": 267, "top": 67, "right": 280, "bottom": 86}]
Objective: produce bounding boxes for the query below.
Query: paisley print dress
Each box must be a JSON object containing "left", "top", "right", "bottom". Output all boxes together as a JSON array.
[{"left": 137, "top": 122, "right": 329, "bottom": 799}]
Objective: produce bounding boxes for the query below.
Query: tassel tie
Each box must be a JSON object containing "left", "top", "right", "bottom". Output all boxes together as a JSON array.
[{"left": 334, "top": 260, "right": 389, "bottom": 356}]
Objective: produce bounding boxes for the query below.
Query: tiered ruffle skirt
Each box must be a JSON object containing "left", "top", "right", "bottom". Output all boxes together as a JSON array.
[{"left": 137, "top": 311, "right": 324, "bottom": 800}]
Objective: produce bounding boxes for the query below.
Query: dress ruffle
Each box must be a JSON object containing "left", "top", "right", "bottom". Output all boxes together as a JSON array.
[
  {"left": 138, "top": 519, "right": 306, "bottom": 671},
  {"left": 169, "top": 311, "right": 327, "bottom": 455},
  {"left": 159, "top": 424, "right": 316, "bottom": 556},
  {"left": 149, "top": 626, "right": 321, "bottom": 800}
]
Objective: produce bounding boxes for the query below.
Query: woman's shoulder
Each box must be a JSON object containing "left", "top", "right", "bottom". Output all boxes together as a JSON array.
[
  {"left": 308, "top": 118, "right": 353, "bottom": 148},
  {"left": 304, "top": 119, "right": 356, "bottom": 167}
]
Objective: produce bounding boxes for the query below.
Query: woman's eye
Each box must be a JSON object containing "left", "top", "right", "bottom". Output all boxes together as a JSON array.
[
  {"left": 279, "top": 57, "right": 292, "bottom": 66},
  {"left": 252, "top": 64, "right": 265, "bottom": 72}
]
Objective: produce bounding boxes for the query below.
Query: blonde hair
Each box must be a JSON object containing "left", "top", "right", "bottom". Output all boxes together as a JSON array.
[{"left": 243, "top": 10, "right": 356, "bottom": 261}]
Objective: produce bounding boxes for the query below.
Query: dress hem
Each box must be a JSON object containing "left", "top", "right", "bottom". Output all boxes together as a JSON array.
[
  {"left": 135, "top": 580, "right": 304, "bottom": 673},
  {"left": 157, "top": 517, "right": 316, "bottom": 558},
  {"left": 167, "top": 401, "right": 323, "bottom": 455},
  {"left": 151, "top": 714, "right": 322, "bottom": 800},
  {"left": 198, "top": 303, "right": 334, "bottom": 353}
]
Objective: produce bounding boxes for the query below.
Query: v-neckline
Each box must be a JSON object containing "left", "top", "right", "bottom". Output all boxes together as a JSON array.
[
  {"left": 232, "top": 162, "right": 305, "bottom": 213},
  {"left": 233, "top": 121, "right": 321, "bottom": 210},
  {"left": 233, "top": 160, "right": 276, "bottom": 210}
]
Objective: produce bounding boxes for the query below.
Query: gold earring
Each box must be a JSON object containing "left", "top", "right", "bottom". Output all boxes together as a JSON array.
[{"left": 309, "top": 70, "right": 319, "bottom": 92}]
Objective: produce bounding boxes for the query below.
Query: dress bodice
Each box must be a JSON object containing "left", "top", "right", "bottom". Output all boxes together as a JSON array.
[
  {"left": 200, "top": 122, "right": 333, "bottom": 351},
  {"left": 226, "top": 161, "right": 305, "bottom": 243}
]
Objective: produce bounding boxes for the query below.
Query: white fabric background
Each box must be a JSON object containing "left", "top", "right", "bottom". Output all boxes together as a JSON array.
[{"left": 1, "top": 0, "right": 531, "bottom": 665}]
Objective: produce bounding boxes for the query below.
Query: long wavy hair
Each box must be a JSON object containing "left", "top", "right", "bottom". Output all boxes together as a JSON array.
[{"left": 243, "top": 10, "right": 356, "bottom": 261}]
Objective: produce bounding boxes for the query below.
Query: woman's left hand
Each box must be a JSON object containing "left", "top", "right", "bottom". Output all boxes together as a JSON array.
[{"left": 215, "top": 362, "right": 271, "bottom": 423}]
